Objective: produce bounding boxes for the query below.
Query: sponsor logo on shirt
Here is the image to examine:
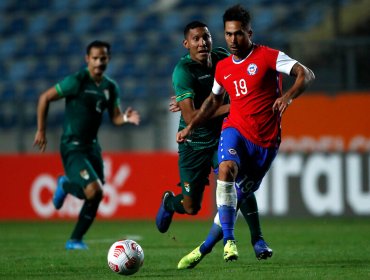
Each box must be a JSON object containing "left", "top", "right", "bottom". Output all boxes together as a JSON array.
[
  {"left": 224, "top": 74, "right": 232, "bottom": 80},
  {"left": 80, "top": 169, "right": 90, "bottom": 180},
  {"left": 184, "top": 182, "right": 191, "bottom": 193},
  {"left": 85, "top": 90, "right": 98, "bottom": 94},
  {"left": 247, "top": 63, "right": 258, "bottom": 75},
  {"left": 198, "top": 74, "right": 211, "bottom": 80}
]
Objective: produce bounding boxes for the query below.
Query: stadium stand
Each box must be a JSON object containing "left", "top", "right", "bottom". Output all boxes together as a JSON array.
[{"left": 0, "top": 0, "right": 368, "bottom": 152}]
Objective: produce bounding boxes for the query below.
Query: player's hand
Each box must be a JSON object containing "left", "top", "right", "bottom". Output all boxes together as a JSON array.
[
  {"left": 33, "top": 130, "right": 47, "bottom": 152},
  {"left": 176, "top": 127, "right": 191, "bottom": 143},
  {"left": 124, "top": 107, "right": 140, "bottom": 125},
  {"left": 169, "top": 96, "right": 180, "bottom": 112},
  {"left": 272, "top": 96, "right": 292, "bottom": 116}
]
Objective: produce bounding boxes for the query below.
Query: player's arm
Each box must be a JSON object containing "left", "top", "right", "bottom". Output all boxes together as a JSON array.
[
  {"left": 177, "top": 92, "right": 224, "bottom": 143},
  {"left": 178, "top": 95, "right": 229, "bottom": 125},
  {"left": 33, "top": 86, "right": 62, "bottom": 152},
  {"left": 273, "top": 63, "right": 315, "bottom": 115},
  {"left": 111, "top": 106, "right": 140, "bottom": 126},
  {"left": 109, "top": 82, "right": 140, "bottom": 126},
  {"left": 169, "top": 96, "right": 181, "bottom": 112}
]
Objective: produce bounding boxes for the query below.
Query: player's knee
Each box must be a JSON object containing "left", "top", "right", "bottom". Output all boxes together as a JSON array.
[
  {"left": 184, "top": 205, "right": 200, "bottom": 215},
  {"left": 182, "top": 196, "right": 201, "bottom": 215},
  {"left": 85, "top": 182, "right": 103, "bottom": 202},
  {"left": 93, "top": 188, "right": 103, "bottom": 202},
  {"left": 219, "top": 160, "right": 238, "bottom": 181}
]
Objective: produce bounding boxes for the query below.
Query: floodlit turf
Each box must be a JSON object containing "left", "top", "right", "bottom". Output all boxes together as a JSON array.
[{"left": 1, "top": 218, "right": 370, "bottom": 279}]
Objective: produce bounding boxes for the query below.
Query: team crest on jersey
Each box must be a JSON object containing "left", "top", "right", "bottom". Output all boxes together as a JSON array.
[
  {"left": 247, "top": 63, "right": 258, "bottom": 75},
  {"left": 184, "top": 182, "right": 191, "bottom": 193},
  {"left": 80, "top": 169, "right": 90, "bottom": 180},
  {"left": 104, "top": 89, "right": 110, "bottom": 100}
]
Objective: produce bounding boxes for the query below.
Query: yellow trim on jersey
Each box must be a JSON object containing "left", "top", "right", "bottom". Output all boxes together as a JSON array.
[
  {"left": 55, "top": 84, "right": 64, "bottom": 97},
  {"left": 176, "top": 92, "right": 194, "bottom": 102}
]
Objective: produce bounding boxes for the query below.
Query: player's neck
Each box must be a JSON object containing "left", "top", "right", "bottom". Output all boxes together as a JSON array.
[
  {"left": 191, "top": 56, "right": 212, "bottom": 68},
  {"left": 91, "top": 73, "right": 104, "bottom": 85},
  {"left": 234, "top": 44, "right": 254, "bottom": 61}
]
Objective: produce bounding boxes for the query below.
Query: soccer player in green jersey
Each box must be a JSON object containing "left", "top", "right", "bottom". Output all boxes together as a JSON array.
[
  {"left": 155, "top": 21, "right": 272, "bottom": 266},
  {"left": 33, "top": 40, "right": 140, "bottom": 250}
]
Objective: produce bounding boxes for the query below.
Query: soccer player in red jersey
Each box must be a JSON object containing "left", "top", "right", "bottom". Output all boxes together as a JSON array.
[{"left": 177, "top": 4, "right": 315, "bottom": 263}]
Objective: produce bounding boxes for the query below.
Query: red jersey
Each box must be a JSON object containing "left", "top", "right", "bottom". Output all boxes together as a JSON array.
[{"left": 212, "top": 44, "right": 297, "bottom": 148}]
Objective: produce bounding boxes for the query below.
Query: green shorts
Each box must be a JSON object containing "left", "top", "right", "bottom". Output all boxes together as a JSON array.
[
  {"left": 60, "top": 143, "right": 104, "bottom": 189},
  {"left": 178, "top": 143, "right": 218, "bottom": 197}
]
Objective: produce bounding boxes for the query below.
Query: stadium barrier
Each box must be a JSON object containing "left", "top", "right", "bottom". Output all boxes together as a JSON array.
[
  {"left": 0, "top": 93, "right": 369, "bottom": 219},
  {"left": 0, "top": 152, "right": 214, "bottom": 220}
]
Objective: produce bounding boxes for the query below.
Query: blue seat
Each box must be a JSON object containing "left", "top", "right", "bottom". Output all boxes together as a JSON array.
[
  {"left": 47, "top": 16, "right": 71, "bottom": 35},
  {"left": 8, "top": 60, "right": 31, "bottom": 81},
  {"left": 3, "top": 16, "right": 27, "bottom": 36},
  {"left": 115, "top": 11, "right": 137, "bottom": 33},
  {"left": 90, "top": 14, "right": 114, "bottom": 33},
  {"left": 0, "top": 38, "right": 17, "bottom": 58},
  {"left": 28, "top": 12, "right": 49, "bottom": 34}
]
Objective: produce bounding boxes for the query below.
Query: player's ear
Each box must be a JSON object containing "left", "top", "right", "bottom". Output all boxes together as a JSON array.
[
  {"left": 183, "top": 39, "right": 189, "bottom": 49},
  {"left": 248, "top": 29, "right": 253, "bottom": 37},
  {"left": 85, "top": 54, "right": 89, "bottom": 63}
]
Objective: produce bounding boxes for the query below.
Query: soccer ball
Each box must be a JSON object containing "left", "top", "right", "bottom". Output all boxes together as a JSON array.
[{"left": 107, "top": 239, "right": 144, "bottom": 276}]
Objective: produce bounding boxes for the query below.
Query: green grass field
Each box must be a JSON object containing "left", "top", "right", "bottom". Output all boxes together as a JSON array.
[{"left": 1, "top": 218, "right": 370, "bottom": 279}]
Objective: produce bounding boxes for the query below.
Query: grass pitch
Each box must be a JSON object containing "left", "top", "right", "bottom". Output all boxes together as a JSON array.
[{"left": 1, "top": 218, "right": 370, "bottom": 279}]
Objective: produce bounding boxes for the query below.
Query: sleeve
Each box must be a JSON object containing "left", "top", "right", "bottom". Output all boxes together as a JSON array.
[
  {"left": 263, "top": 47, "right": 297, "bottom": 75},
  {"left": 172, "top": 63, "right": 195, "bottom": 102},
  {"left": 110, "top": 80, "right": 121, "bottom": 107},
  {"left": 211, "top": 79, "right": 225, "bottom": 96},
  {"left": 55, "top": 73, "right": 79, "bottom": 97},
  {"left": 212, "top": 63, "right": 225, "bottom": 95},
  {"left": 276, "top": 51, "right": 298, "bottom": 75}
]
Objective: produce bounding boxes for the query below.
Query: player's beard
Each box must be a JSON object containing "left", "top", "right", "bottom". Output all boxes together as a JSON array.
[
  {"left": 229, "top": 48, "right": 241, "bottom": 58},
  {"left": 94, "top": 65, "right": 106, "bottom": 76}
]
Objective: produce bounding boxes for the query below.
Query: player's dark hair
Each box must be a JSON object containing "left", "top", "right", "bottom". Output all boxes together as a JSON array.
[
  {"left": 86, "top": 40, "right": 111, "bottom": 55},
  {"left": 183, "top": 21, "right": 208, "bottom": 38},
  {"left": 223, "top": 4, "right": 251, "bottom": 29}
]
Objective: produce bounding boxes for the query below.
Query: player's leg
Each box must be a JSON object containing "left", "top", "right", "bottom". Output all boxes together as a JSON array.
[
  {"left": 160, "top": 181, "right": 205, "bottom": 221},
  {"left": 63, "top": 149, "right": 104, "bottom": 250},
  {"left": 238, "top": 194, "right": 273, "bottom": 260},
  {"left": 53, "top": 147, "right": 89, "bottom": 209},
  {"left": 178, "top": 198, "right": 258, "bottom": 269},
  {"left": 53, "top": 176, "right": 87, "bottom": 208},
  {"left": 178, "top": 184, "right": 254, "bottom": 269},
  {"left": 53, "top": 175, "right": 69, "bottom": 209},
  {"left": 196, "top": 148, "right": 224, "bottom": 254},
  {"left": 178, "top": 214, "right": 223, "bottom": 269},
  {"left": 67, "top": 180, "right": 103, "bottom": 250},
  {"left": 169, "top": 146, "right": 212, "bottom": 215},
  {"left": 238, "top": 193, "right": 262, "bottom": 243},
  {"left": 177, "top": 149, "right": 223, "bottom": 269},
  {"left": 236, "top": 139, "right": 278, "bottom": 259},
  {"left": 156, "top": 146, "right": 212, "bottom": 233},
  {"left": 217, "top": 128, "right": 241, "bottom": 261},
  {"left": 155, "top": 190, "right": 176, "bottom": 233},
  {"left": 178, "top": 193, "right": 249, "bottom": 269}
]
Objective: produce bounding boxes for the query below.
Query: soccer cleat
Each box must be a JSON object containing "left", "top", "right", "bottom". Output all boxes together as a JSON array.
[
  {"left": 253, "top": 239, "right": 273, "bottom": 260},
  {"left": 155, "top": 191, "right": 175, "bottom": 233},
  {"left": 223, "top": 240, "right": 238, "bottom": 262},
  {"left": 177, "top": 243, "right": 205, "bottom": 269},
  {"left": 65, "top": 239, "right": 88, "bottom": 250},
  {"left": 53, "top": 176, "right": 68, "bottom": 210}
]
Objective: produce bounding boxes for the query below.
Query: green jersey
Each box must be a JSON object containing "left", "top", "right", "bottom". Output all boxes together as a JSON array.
[
  {"left": 172, "top": 47, "right": 229, "bottom": 150},
  {"left": 55, "top": 68, "right": 120, "bottom": 147}
]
